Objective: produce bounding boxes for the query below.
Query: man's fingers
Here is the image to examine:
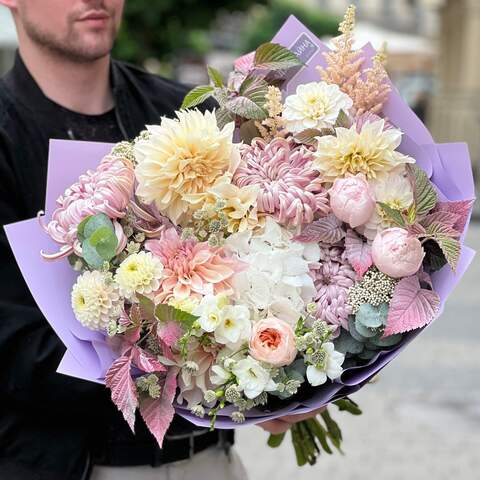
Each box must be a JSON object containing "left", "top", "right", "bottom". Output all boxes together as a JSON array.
[{"left": 258, "top": 419, "right": 291, "bottom": 435}]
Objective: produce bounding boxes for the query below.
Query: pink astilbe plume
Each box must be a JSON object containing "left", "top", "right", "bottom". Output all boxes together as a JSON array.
[
  {"left": 40, "top": 155, "right": 135, "bottom": 260},
  {"left": 233, "top": 137, "right": 330, "bottom": 228},
  {"left": 145, "top": 228, "right": 242, "bottom": 302},
  {"left": 317, "top": 5, "right": 391, "bottom": 117},
  {"left": 310, "top": 244, "right": 357, "bottom": 335}
]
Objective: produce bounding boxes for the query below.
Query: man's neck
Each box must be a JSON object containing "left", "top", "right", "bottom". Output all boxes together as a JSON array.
[{"left": 18, "top": 44, "right": 114, "bottom": 115}]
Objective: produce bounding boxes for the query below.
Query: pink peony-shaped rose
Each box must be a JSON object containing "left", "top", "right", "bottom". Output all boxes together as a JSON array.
[
  {"left": 372, "top": 227, "right": 425, "bottom": 278},
  {"left": 249, "top": 317, "right": 297, "bottom": 367},
  {"left": 328, "top": 174, "right": 375, "bottom": 228}
]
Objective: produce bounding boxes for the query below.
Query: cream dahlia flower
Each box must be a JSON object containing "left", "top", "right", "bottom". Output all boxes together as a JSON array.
[
  {"left": 71, "top": 271, "right": 123, "bottom": 331},
  {"left": 313, "top": 119, "right": 414, "bottom": 182},
  {"left": 283, "top": 81, "right": 353, "bottom": 133},
  {"left": 184, "top": 175, "right": 262, "bottom": 233},
  {"left": 134, "top": 110, "right": 240, "bottom": 224},
  {"left": 360, "top": 168, "right": 414, "bottom": 240},
  {"left": 114, "top": 251, "right": 164, "bottom": 300}
]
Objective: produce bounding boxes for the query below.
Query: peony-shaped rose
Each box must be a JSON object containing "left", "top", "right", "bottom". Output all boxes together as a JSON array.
[
  {"left": 372, "top": 227, "right": 425, "bottom": 278},
  {"left": 249, "top": 317, "right": 297, "bottom": 367},
  {"left": 329, "top": 174, "right": 375, "bottom": 228}
]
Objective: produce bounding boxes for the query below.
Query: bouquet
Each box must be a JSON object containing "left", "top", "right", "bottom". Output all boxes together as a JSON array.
[{"left": 6, "top": 5, "right": 476, "bottom": 467}]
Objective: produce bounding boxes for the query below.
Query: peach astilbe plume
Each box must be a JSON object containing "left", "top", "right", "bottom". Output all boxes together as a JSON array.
[
  {"left": 317, "top": 5, "right": 391, "bottom": 117},
  {"left": 145, "top": 227, "right": 242, "bottom": 303},
  {"left": 317, "top": 5, "right": 364, "bottom": 101}
]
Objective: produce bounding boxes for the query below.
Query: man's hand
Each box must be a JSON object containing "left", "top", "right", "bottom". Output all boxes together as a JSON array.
[{"left": 257, "top": 407, "right": 326, "bottom": 435}]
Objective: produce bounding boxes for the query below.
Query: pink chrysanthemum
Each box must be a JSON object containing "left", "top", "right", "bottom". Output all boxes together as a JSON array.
[
  {"left": 40, "top": 155, "right": 134, "bottom": 260},
  {"left": 310, "top": 245, "right": 357, "bottom": 334},
  {"left": 233, "top": 137, "right": 330, "bottom": 228},
  {"left": 145, "top": 228, "right": 242, "bottom": 302}
]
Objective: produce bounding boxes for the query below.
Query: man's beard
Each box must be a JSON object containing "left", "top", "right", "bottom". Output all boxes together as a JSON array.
[{"left": 22, "top": 15, "right": 117, "bottom": 63}]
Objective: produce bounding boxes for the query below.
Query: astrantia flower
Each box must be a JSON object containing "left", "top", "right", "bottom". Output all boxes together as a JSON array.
[
  {"left": 313, "top": 119, "right": 414, "bottom": 182},
  {"left": 145, "top": 228, "right": 242, "bottom": 302},
  {"left": 134, "top": 109, "right": 240, "bottom": 224},
  {"left": 306, "top": 342, "right": 345, "bottom": 386},
  {"left": 114, "top": 251, "right": 164, "bottom": 300},
  {"left": 41, "top": 155, "right": 134, "bottom": 260},
  {"left": 71, "top": 271, "right": 122, "bottom": 331},
  {"left": 310, "top": 245, "right": 357, "bottom": 333},
  {"left": 234, "top": 137, "right": 330, "bottom": 228},
  {"left": 232, "top": 356, "right": 277, "bottom": 399},
  {"left": 283, "top": 81, "right": 353, "bottom": 133},
  {"left": 360, "top": 168, "right": 414, "bottom": 240}
]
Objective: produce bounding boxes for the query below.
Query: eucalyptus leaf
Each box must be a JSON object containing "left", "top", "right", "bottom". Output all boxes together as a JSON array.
[
  {"left": 82, "top": 238, "right": 106, "bottom": 269},
  {"left": 368, "top": 333, "right": 402, "bottom": 348},
  {"left": 89, "top": 226, "right": 118, "bottom": 260},
  {"left": 355, "top": 302, "right": 388, "bottom": 328},
  {"left": 83, "top": 213, "right": 114, "bottom": 239}
]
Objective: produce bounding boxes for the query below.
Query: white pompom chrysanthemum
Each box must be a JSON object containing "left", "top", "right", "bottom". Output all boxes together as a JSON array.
[
  {"left": 114, "top": 251, "right": 164, "bottom": 300},
  {"left": 71, "top": 270, "right": 123, "bottom": 331}
]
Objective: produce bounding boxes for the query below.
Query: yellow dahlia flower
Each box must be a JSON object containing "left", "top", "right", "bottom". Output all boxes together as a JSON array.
[
  {"left": 313, "top": 119, "right": 414, "bottom": 182},
  {"left": 71, "top": 271, "right": 122, "bottom": 331},
  {"left": 114, "top": 251, "right": 164, "bottom": 300},
  {"left": 134, "top": 110, "right": 240, "bottom": 224}
]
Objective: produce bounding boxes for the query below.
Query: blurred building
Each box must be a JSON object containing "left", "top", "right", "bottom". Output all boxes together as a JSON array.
[{"left": 0, "top": 6, "right": 17, "bottom": 75}]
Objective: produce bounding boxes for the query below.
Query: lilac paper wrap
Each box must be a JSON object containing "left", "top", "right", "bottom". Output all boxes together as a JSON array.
[{"left": 5, "top": 16, "right": 476, "bottom": 429}]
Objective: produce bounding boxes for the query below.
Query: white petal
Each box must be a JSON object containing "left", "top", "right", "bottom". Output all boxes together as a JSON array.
[{"left": 306, "top": 365, "right": 328, "bottom": 386}]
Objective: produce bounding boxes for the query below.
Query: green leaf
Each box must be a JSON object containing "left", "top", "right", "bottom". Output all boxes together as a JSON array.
[
  {"left": 154, "top": 303, "right": 198, "bottom": 328},
  {"left": 306, "top": 418, "right": 333, "bottom": 454},
  {"left": 320, "top": 410, "right": 343, "bottom": 451},
  {"left": 225, "top": 95, "right": 267, "bottom": 121},
  {"left": 82, "top": 238, "right": 106, "bottom": 269},
  {"left": 423, "top": 239, "right": 448, "bottom": 272},
  {"left": 77, "top": 215, "right": 93, "bottom": 242},
  {"left": 377, "top": 202, "right": 406, "bottom": 227},
  {"left": 137, "top": 293, "right": 156, "bottom": 322},
  {"left": 267, "top": 432, "right": 286, "bottom": 448},
  {"left": 212, "top": 86, "right": 229, "bottom": 107},
  {"left": 239, "top": 120, "right": 261, "bottom": 144},
  {"left": 207, "top": 65, "right": 224, "bottom": 88},
  {"left": 407, "top": 203, "right": 417, "bottom": 224},
  {"left": 215, "top": 107, "right": 235, "bottom": 129},
  {"left": 410, "top": 165, "right": 437, "bottom": 217},
  {"left": 433, "top": 235, "right": 461, "bottom": 271},
  {"left": 333, "top": 398, "right": 362, "bottom": 416},
  {"left": 239, "top": 76, "right": 268, "bottom": 103},
  {"left": 335, "top": 110, "right": 352, "bottom": 128},
  {"left": 181, "top": 85, "right": 214, "bottom": 109},
  {"left": 254, "top": 42, "right": 303, "bottom": 71},
  {"left": 83, "top": 213, "right": 114, "bottom": 239}
]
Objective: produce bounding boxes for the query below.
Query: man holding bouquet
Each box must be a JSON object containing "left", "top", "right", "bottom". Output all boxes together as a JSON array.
[{"left": 0, "top": 1, "right": 319, "bottom": 479}]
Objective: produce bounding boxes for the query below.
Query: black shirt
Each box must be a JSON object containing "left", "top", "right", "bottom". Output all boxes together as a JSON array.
[{"left": 0, "top": 53, "right": 228, "bottom": 480}]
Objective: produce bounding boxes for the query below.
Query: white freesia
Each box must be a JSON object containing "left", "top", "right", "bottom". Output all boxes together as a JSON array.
[
  {"left": 210, "top": 365, "right": 232, "bottom": 385},
  {"left": 192, "top": 294, "right": 227, "bottom": 332},
  {"left": 360, "top": 167, "right": 415, "bottom": 240},
  {"left": 283, "top": 81, "right": 353, "bottom": 133},
  {"left": 306, "top": 342, "right": 345, "bottom": 387},
  {"left": 232, "top": 356, "right": 277, "bottom": 399},
  {"left": 214, "top": 305, "right": 251, "bottom": 345}
]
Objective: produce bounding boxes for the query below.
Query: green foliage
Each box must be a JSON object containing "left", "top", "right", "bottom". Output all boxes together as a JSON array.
[
  {"left": 253, "top": 42, "right": 303, "bottom": 70},
  {"left": 240, "top": 0, "right": 340, "bottom": 54},
  {"left": 78, "top": 214, "right": 118, "bottom": 269},
  {"left": 113, "top": 0, "right": 266, "bottom": 68},
  {"left": 410, "top": 165, "right": 438, "bottom": 217},
  {"left": 181, "top": 85, "right": 215, "bottom": 108}
]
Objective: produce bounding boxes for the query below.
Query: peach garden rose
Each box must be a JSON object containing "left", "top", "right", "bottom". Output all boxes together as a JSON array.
[{"left": 249, "top": 317, "right": 297, "bottom": 367}]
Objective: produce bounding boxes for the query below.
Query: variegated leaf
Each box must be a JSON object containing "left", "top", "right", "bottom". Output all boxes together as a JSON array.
[
  {"left": 409, "top": 165, "right": 437, "bottom": 217},
  {"left": 434, "top": 199, "right": 475, "bottom": 233},
  {"left": 384, "top": 276, "right": 440, "bottom": 337},
  {"left": 344, "top": 229, "right": 373, "bottom": 277},
  {"left": 293, "top": 214, "right": 346, "bottom": 244}
]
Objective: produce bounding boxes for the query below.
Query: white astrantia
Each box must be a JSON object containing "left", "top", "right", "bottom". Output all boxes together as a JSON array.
[
  {"left": 71, "top": 271, "right": 123, "bottom": 331},
  {"left": 232, "top": 356, "right": 277, "bottom": 399},
  {"left": 114, "top": 251, "right": 164, "bottom": 300},
  {"left": 306, "top": 342, "right": 345, "bottom": 387},
  {"left": 283, "top": 81, "right": 353, "bottom": 133},
  {"left": 360, "top": 167, "right": 415, "bottom": 240},
  {"left": 226, "top": 217, "right": 320, "bottom": 324}
]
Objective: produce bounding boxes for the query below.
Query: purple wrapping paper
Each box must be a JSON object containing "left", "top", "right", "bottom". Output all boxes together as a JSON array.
[{"left": 5, "top": 16, "right": 476, "bottom": 429}]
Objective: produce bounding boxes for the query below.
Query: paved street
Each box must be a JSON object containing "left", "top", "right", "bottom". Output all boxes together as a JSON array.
[{"left": 236, "top": 223, "right": 480, "bottom": 480}]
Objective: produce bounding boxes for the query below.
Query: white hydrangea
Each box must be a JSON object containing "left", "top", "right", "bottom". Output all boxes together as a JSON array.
[
  {"left": 283, "top": 81, "right": 353, "bottom": 133},
  {"left": 226, "top": 217, "right": 320, "bottom": 324},
  {"left": 71, "top": 270, "right": 123, "bottom": 331},
  {"left": 306, "top": 342, "right": 345, "bottom": 387},
  {"left": 114, "top": 251, "right": 164, "bottom": 300}
]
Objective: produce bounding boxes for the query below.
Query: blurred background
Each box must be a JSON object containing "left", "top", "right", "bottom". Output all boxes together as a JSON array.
[{"left": 1, "top": 1, "right": 478, "bottom": 478}]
